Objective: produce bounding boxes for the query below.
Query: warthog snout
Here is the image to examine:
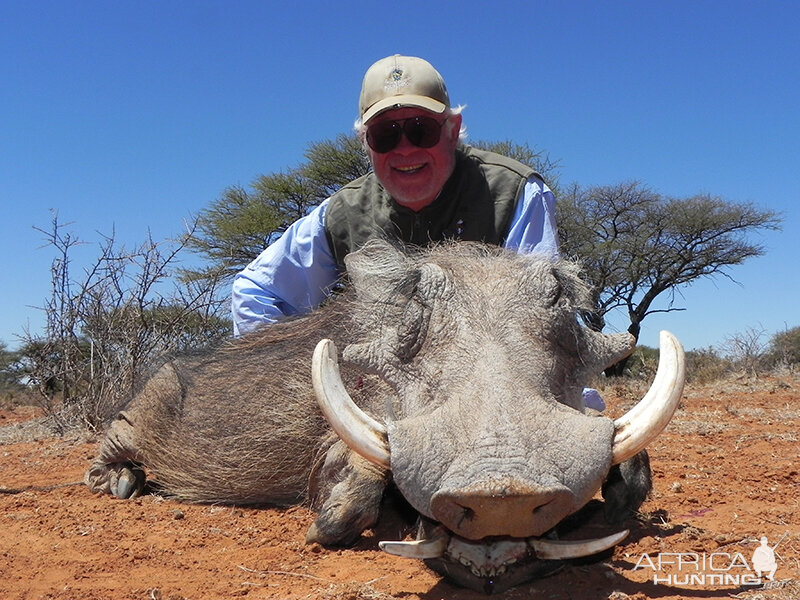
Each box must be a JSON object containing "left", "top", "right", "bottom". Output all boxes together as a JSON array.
[{"left": 430, "top": 479, "right": 574, "bottom": 540}]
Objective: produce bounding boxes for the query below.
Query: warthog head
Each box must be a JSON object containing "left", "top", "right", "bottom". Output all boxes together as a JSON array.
[{"left": 313, "top": 241, "right": 684, "bottom": 593}]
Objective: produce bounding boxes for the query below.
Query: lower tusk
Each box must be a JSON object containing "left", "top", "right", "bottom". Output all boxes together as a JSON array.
[
  {"left": 379, "top": 527, "right": 450, "bottom": 559},
  {"left": 528, "top": 529, "right": 629, "bottom": 560},
  {"left": 381, "top": 528, "right": 628, "bottom": 562}
]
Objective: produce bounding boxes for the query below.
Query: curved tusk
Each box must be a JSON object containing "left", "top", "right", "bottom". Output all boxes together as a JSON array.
[
  {"left": 312, "top": 339, "right": 391, "bottom": 469},
  {"left": 611, "top": 330, "right": 686, "bottom": 465},
  {"left": 379, "top": 529, "right": 450, "bottom": 559},
  {"left": 528, "top": 529, "right": 629, "bottom": 560}
]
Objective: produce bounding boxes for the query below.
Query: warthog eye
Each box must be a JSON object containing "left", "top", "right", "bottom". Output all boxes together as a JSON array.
[
  {"left": 396, "top": 296, "right": 430, "bottom": 361},
  {"left": 545, "top": 280, "right": 564, "bottom": 307}
]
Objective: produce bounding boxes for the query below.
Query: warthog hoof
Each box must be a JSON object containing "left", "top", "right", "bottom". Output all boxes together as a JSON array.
[
  {"left": 85, "top": 462, "right": 146, "bottom": 499},
  {"left": 115, "top": 465, "right": 146, "bottom": 499}
]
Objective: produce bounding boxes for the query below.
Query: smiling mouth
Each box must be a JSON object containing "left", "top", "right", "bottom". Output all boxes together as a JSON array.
[{"left": 393, "top": 163, "right": 427, "bottom": 174}]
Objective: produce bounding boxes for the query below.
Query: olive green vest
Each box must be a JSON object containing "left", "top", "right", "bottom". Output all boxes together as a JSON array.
[{"left": 324, "top": 146, "right": 537, "bottom": 269}]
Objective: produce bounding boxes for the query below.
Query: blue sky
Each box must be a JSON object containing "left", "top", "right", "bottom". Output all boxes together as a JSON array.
[{"left": 1, "top": 0, "right": 798, "bottom": 353}]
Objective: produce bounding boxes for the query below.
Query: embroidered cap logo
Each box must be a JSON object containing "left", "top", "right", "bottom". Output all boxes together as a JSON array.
[{"left": 385, "top": 67, "right": 409, "bottom": 92}]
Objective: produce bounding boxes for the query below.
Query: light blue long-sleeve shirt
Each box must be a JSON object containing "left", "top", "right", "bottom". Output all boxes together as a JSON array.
[{"left": 231, "top": 175, "right": 559, "bottom": 336}]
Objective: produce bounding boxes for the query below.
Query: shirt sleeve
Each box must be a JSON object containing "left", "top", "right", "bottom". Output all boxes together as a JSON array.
[
  {"left": 231, "top": 199, "right": 340, "bottom": 336},
  {"left": 503, "top": 175, "right": 560, "bottom": 256}
]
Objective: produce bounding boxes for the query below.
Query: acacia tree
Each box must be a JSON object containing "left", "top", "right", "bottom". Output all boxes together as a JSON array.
[
  {"left": 557, "top": 181, "right": 782, "bottom": 354},
  {"left": 301, "top": 133, "right": 373, "bottom": 199}
]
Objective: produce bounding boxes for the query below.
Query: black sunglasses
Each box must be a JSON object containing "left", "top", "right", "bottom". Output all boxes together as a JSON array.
[{"left": 365, "top": 116, "right": 447, "bottom": 154}]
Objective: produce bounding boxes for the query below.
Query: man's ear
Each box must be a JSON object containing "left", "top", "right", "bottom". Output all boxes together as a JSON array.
[{"left": 447, "top": 113, "right": 462, "bottom": 142}]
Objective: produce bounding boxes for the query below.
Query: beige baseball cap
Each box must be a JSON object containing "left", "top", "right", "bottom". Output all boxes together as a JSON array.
[{"left": 359, "top": 55, "right": 450, "bottom": 124}]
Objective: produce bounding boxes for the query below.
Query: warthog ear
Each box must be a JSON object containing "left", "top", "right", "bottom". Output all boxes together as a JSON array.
[{"left": 345, "top": 240, "right": 419, "bottom": 304}]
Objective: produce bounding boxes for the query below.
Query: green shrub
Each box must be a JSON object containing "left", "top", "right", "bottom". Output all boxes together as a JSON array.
[{"left": 685, "top": 347, "right": 732, "bottom": 384}]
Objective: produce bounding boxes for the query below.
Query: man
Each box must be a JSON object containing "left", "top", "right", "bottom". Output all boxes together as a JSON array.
[{"left": 232, "top": 54, "right": 559, "bottom": 335}]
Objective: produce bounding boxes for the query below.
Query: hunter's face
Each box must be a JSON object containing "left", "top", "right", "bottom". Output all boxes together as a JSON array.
[{"left": 366, "top": 107, "right": 461, "bottom": 212}]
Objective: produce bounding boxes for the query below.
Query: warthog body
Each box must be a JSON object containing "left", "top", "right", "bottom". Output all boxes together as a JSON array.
[{"left": 87, "top": 240, "right": 683, "bottom": 593}]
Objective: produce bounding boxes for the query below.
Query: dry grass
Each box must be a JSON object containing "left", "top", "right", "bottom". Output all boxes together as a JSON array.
[
  {"left": 729, "top": 579, "right": 800, "bottom": 600},
  {"left": 0, "top": 403, "right": 87, "bottom": 444},
  {"left": 316, "top": 581, "right": 398, "bottom": 600}
]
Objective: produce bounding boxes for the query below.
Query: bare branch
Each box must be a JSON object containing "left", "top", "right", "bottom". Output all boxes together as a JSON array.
[{"left": 18, "top": 217, "right": 231, "bottom": 431}]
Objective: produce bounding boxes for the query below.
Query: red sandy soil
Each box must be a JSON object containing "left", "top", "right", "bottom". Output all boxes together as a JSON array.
[{"left": 1, "top": 376, "right": 798, "bottom": 600}]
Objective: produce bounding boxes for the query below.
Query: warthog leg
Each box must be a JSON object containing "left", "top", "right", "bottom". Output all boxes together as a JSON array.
[
  {"left": 85, "top": 362, "right": 183, "bottom": 499},
  {"left": 306, "top": 438, "right": 390, "bottom": 546},
  {"left": 84, "top": 410, "right": 146, "bottom": 499}
]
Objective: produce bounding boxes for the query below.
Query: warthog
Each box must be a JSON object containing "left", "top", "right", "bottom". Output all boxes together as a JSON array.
[{"left": 86, "top": 240, "right": 684, "bottom": 594}]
